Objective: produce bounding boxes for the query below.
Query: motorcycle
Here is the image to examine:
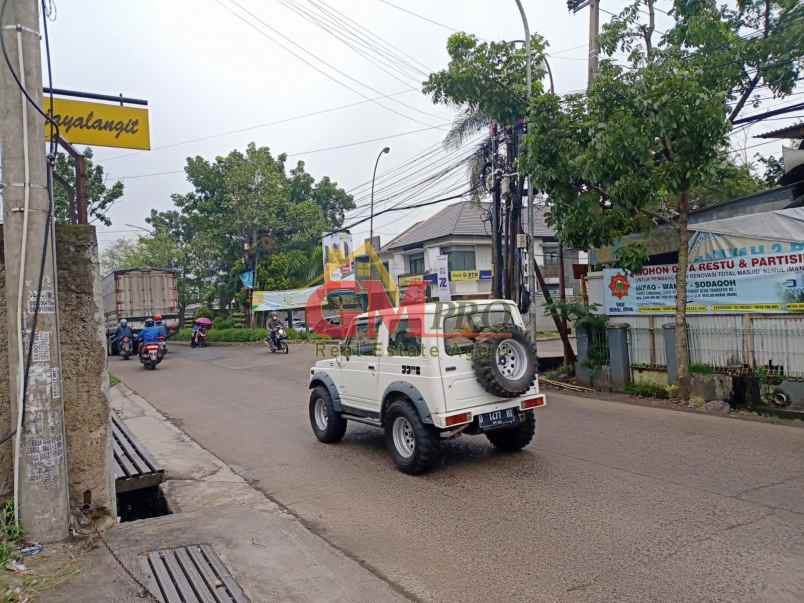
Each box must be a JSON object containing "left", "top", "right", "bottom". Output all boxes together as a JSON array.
[
  {"left": 266, "top": 327, "right": 289, "bottom": 354},
  {"left": 159, "top": 335, "right": 168, "bottom": 356},
  {"left": 191, "top": 327, "right": 208, "bottom": 348},
  {"left": 139, "top": 341, "right": 164, "bottom": 370},
  {"left": 119, "top": 336, "right": 132, "bottom": 360}
]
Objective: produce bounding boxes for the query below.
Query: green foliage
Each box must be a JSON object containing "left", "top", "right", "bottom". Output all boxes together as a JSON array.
[
  {"left": 213, "top": 317, "right": 235, "bottom": 330},
  {"left": 625, "top": 381, "right": 670, "bottom": 399},
  {"left": 423, "top": 32, "right": 546, "bottom": 126},
  {"left": 615, "top": 243, "right": 650, "bottom": 275},
  {"left": 53, "top": 148, "right": 124, "bottom": 226},
  {"left": 175, "top": 327, "right": 268, "bottom": 342},
  {"left": 689, "top": 363, "right": 714, "bottom": 375},
  {"left": 108, "top": 372, "right": 120, "bottom": 387},
  {"left": 754, "top": 154, "right": 785, "bottom": 187},
  {"left": 0, "top": 499, "right": 23, "bottom": 568},
  {"left": 194, "top": 306, "right": 213, "bottom": 319}
]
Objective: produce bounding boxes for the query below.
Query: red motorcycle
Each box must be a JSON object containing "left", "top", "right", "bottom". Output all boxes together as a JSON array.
[{"left": 119, "top": 336, "right": 132, "bottom": 360}]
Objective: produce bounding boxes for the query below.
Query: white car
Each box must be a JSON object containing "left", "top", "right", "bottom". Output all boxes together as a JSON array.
[{"left": 308, "top": 300, "right": 546, "bottom": 474}]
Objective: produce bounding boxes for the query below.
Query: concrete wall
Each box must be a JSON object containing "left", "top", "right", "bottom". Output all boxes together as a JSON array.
[{"left": 0, "top": 225, "right": 114, "bottom": 517}]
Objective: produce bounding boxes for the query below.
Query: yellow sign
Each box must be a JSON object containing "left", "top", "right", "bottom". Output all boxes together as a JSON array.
[
  {"left": 44, "top": 97, "right": 150, "bottom": 150},
  {"left": 450, "top": 270, "right": 479, "bottom": 282},
  {"left": 787, "top": 303, "right": 804, "bottom": 312},
  {"left": 399, "top": 274, "right": 423, "bottom": 287},
  {"left": 713, "top": 303, "right": 782, "bottom": 312}
]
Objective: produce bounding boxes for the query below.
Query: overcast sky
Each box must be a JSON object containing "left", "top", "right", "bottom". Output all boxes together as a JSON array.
[{"left": 41, "top": 0, "right": 801, "bottom": 250}]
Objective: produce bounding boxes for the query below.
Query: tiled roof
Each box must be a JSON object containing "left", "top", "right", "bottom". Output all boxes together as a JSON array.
[{"left": 381, "top": 201, "right": 554, "bottom": 251}]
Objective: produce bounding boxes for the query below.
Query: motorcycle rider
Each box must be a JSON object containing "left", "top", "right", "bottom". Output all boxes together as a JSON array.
[
  {"left": 138, "top": 318, "right": 162, "bottom": 352},
  {"left": 113, "top": 319, "right": 133, "bottom": 352},
  {"left": 153, "top": 314, "right": 168, "bottom": 338},
  {"left": 268, "top": 313, "right": 283, "bottom": 348}
]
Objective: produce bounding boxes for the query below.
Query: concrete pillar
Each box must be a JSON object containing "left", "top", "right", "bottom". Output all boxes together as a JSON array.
[
  {"left": 663, "top": 323, "right": 678, "bottom": 384},
  {"left": 575, "top": 323, "right": 593, "bottom": 386},
  {"left": 607, "top": 323, "right": 631, "bottom": 391},
  {"left": 0, "top": 226, "right": 115, "bottom": 519}
]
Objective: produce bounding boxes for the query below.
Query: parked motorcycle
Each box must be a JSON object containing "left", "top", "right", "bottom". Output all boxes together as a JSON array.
[
  {"left": 139, "top": 342, "right": 164, "bottom": 370},
  {"left": 191, "top": 327, "right": 208, "bottom": 348},
  {"left": 266, "top": 327, "right": 289, "bottom": 354},
  {"left": 119, "top": 336, "right": 132, "bottom": 360}
]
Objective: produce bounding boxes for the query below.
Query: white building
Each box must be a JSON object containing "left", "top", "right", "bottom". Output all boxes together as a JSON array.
[{"left": 379, "top": 201, "right": 579, "bottom": 302}]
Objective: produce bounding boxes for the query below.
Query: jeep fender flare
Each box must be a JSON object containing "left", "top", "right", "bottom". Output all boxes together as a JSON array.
[
  {"left": 381, "top": 382, "right": 433, "bottom": 425},
  {"left": 309, "top": 372, "right": 343, "bottom": 412}
]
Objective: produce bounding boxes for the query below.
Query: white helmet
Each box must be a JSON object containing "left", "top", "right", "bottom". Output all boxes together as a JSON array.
[{"left": 120, "top": 319, "right": 127, "bottom": 327}]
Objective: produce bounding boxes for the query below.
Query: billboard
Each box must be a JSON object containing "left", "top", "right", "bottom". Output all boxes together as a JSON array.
[
  {"left": 322, "top": 231, "right": 353, "bottom": 282},
  {"left": 44, "top": 97, "right": 150, "bottom": 150},
  {"left": 603, "top": 251, "right": 804, "bottom": 315}
]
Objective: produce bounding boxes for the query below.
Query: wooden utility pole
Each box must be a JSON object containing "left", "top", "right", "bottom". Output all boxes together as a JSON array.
[
  {"left": 587, "top": 0, "right": 600, "bottom": 90},
  {"left": 0, "top": 0, "right": 70, "bottom": 540}
]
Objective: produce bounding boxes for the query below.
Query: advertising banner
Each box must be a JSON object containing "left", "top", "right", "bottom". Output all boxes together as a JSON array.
[
  {"left": 44, "top": 97, "right": 150, "bottom": 150},
  {"left": 322, "top": 231, "right": 353, "bottom": 282},
  {"left": 604, "top": 251, "right": 804, "bottom": 315},
  {"left": 252, "top": 287, "right": 320, "bottom": 311},
  {"left": 435, "top": 255, "right": 451, "bottom": 302},
  {"left": 450, "top": 270, "right": 480, "bottom": 282}
]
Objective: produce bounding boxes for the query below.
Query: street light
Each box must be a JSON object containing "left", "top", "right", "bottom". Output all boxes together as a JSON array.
[
  {"left": 125, "top": 223, "right": 154, "bottom": 235},
  {"left": 369, "top": 146, "right": 391, "bottom": 249}
]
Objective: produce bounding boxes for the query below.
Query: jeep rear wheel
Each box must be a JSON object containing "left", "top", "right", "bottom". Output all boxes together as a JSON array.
[
  {"left": 384, "top": 399, "right": 440, "bottom": 475},
  {"left": 472, "top": 326, "right": 538, "bottom": 398},
  {"left": 485, "top": 410, "right": 536, "bottom": 452},
  {"left": 309, "top": 386, "right": 347, "bottom": 443}
]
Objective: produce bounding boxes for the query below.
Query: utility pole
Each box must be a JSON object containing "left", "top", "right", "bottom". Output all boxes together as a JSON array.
[
  {"left": 0, "top": 0, "right": 70, "bottom": 541},
  {"left": 567, "top": 0, "right": 600, "bottom": 90}
]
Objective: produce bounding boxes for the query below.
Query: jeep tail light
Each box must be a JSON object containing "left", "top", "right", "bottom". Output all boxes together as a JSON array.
[
  {"left": 521, "top": 396, "right": 545, "bottom": 410},
  {"left": 445, "top": 412, "right": 471, "bottom": 427}
]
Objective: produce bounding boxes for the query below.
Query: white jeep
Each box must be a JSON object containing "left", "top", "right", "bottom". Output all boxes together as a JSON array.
[{"left": 308, "top": 300, "right": 546, "bottom": 474}]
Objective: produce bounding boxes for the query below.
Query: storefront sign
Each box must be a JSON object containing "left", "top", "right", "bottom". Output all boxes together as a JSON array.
[
  {"left": 399, "top": 274, "right": 424, "bottom": 287},
  {"left": 450, "top": 270, "right": 479, "bottom": 282},
  {"left": 44, "top": 97, "right": 150, "bottom": 150},
  {"left": 604, "top": 252, "right": 804, "bottom": 315}
]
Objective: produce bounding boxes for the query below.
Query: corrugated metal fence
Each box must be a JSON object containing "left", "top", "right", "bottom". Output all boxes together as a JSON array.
[{"left": 613, "top": 315, "right": 804, "bottom": 379}]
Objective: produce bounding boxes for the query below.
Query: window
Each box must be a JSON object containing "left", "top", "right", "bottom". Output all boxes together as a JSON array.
[
  {"left": 388, "top": 319, "right": 422, "bottom": 356},
  {"left": 443, "top": 308, "right": 515, "bottom": 356},
  {"left": 408, "top": 253, "right": 425, "bottom": 274},
  {"left": 344, "top": 318, "right": 381, "bottom": 356},
  {"left": 443, "top": 247, "right": 476, "bottom": 272}
]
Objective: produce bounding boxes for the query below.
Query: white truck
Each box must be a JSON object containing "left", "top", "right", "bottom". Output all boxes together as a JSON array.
[
  {"left": 103, "top": 269, "right": 179, "bottom": 354},
  {"left": 308, "top": 300, "right": 546, "bottom": 474}
]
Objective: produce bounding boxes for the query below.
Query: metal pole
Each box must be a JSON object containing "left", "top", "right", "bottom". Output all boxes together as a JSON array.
[
  {"left": 369, "top": 146, "right": 390, "bottom": 247},
  {"left": 587, "top": 0, "right": 600, "bottom": 90},
  {"left": 514, "top": 0, "right": 539, "bottom": 340},
  {"left": 0, "top": 0, "right": 70, "bottom": 541}
]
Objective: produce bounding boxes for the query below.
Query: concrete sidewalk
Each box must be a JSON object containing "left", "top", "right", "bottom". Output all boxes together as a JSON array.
[{"left": 49, "top": 383, "right": 409, "bottom": 602}]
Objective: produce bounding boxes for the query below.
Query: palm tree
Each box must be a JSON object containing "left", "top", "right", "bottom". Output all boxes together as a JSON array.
[{"left": 443, "top": 107, "right": 492, "bottom": 201}]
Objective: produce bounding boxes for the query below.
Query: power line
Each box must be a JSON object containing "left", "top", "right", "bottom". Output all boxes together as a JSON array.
[
  {"left": 216, "top": 0, "right": 445, "bottom": 128},
  {"left": 376, "top": 0, "right": 458, "bottom": 33},
  {"left": 112, "top": 122, "right": 449, "bottom": 180},
  {"left": 101, "top": 89, "right": 422, "bottom": 162}
]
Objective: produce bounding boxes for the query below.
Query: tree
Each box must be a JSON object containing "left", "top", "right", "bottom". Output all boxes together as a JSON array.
[
  {"left": 53, "top": 148, "right": 124, "bottom": 225},
  {"left": 524, "top": 0, "right": 802, "bottom": 399},
  {"left": 171, "top": 143, "right": 354, "bottom": 317}
]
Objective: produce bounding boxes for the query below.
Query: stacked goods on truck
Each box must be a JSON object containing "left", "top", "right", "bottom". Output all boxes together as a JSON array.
[{"left": 103, "top": 269, "right": 179, "bottom": 354}]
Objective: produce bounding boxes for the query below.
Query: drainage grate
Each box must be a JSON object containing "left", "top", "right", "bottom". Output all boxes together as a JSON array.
[{"left": 142, "top": 544, "right": 250, "bottom": 603}]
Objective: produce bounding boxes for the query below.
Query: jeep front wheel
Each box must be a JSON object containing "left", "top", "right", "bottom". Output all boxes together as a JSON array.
[
  {"left": 485, "top": 411, "right": 536, "bottom": 452},
  {"left": 309, "top": 386, "right": 347, "bottom": 443},
  {"left": 384, "top": 400, "right": 440, "bottom": 475}
]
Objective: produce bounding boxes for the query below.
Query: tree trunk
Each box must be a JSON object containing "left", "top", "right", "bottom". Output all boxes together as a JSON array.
[{"left": 675, "top": 189, "right": 691, "bottom": 400}]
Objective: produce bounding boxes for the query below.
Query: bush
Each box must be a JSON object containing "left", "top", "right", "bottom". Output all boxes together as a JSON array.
[
  {"left": 624, "top": 381, "right": 670, "bottom": 399},
  {"left": 194, "top": 306, "right": 213, "bottom": 319},
  {"left": 213, "top": 317, "right": 235, "bottom": 330},
  {"left": 689, "top": 363, "right": 714, "bottom": 375},
  {"left": 173, "top": 327, "right": 267, "bottom": 342},
  {"left": 0, "top": 499, "right": 23, "bottom": 568}
]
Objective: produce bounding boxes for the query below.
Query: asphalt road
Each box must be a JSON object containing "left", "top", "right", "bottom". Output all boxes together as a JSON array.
[{"left": 113, "top": 343, "right": 804, "bottom": 602}]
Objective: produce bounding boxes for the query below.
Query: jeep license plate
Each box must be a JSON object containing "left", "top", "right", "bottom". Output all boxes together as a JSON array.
[{"left": 477, "top": 408, "right": 516, "bottom": 430}]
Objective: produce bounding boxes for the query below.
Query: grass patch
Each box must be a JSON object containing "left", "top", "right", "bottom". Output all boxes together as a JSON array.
[
  {"left": 625, "top": 381, "right": 670, "bottom": 399},
  {"left": 0, "top": 499, "right": 23, "bottom": 568},
  {"left": 689, "top": 363, "right": 714, "bottom": 375},
  {"left": 108, "top": 372, "right": 120, "bottom": 387}
]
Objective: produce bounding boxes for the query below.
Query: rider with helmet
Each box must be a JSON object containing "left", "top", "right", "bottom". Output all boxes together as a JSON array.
[
  {"left": 268, "top": 313, "right": 283, "bottom": 347},
  {"left": 138, "top": 318, "right": 162, "bottom": 351},
  {"left": 113, "top": 319, "right": 133, "bottom": 352}
]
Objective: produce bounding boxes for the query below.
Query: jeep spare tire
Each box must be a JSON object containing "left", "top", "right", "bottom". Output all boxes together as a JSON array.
[{"left": 471, "top": 326, "right": 537, "bottom": 397}]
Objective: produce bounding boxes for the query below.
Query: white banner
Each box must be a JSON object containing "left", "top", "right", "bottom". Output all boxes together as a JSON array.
[{"left": 436, "top": 254, "right": 451, "bottom": 302}]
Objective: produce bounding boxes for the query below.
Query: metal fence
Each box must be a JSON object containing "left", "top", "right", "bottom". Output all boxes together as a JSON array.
[{"left": 616, "top": 315, "right": 804, "bottom": 379}]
